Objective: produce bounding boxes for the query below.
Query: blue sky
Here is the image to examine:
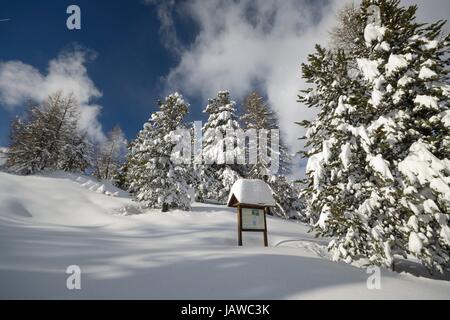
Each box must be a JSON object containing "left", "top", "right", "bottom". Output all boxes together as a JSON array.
[
  {"left": 0, "top": 0, "right": 344, "bottom": 150},
  {"left": 0, "top": 0, "right": 186, "bottom": 146},
  {"left": 1, "top": 0, "right": 449, "bottom": 176}
]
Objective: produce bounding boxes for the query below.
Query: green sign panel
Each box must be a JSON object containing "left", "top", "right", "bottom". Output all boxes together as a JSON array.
[{"left": 242, "top": 208, "right": 265, "bottom": 230}]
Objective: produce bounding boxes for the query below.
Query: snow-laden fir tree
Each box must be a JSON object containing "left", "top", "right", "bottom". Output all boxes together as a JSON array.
[
  {"left": 7, "top": 92, "right": 91, "bottom": 174},
  {"left": 198, "top": 91, "right": 243, "bottom": 203},
  {"left": 242, "top": 91, "right": 303, "bottom": 219},
  {"left": 299, "top": 0, "right": 450, "bottom": 272},
  {"left": 126, "top": 93, "right": 192, "bottom": 211},
  {"left": 299, "top": 46, "right": 377, "bottom": 263}
]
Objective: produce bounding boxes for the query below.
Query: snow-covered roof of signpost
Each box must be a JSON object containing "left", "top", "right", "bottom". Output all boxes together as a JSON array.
[{"left": 227, "top": 179, "right": 276, "bottom": 207}]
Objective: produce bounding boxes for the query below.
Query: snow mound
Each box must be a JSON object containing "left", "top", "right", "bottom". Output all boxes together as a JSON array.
[
  {"left": 0, "top": 172, "right": 450, "bottom": 299},
  {"left": 357, "top": 58, "right": 380, "bottom": 81},
  {"left": 414, "top": 95, "right": 439, "bottom": 110},
  {"left": 46, "top": 171, "right": 128, "bottom": 198},
  {"left": 409, "top": 232, "right": 424, "bottom": 254},
  {"left": 419, "top": 66, "right": 437, "bottom": 79},
  {"left": 386, "top": 54, "right": 408, "bottom": 76},
  {"left": 398, "top": 75, "right": 413, "bottom": 87},
  {"left": 421, "top": 39, "right": 438, "bottom": 51},
  {"left": 364, "top": 23, "right": 386, "bottom": 47},
  {"left": 339, "top": 143, "right": 352, "bottom": 170},
  {"left": 399, "top": 142, "right": 450, "bottom": 203},
  {"left": 0, "top": 172, "right": 130, "bottom": 226},
  {"left": 441, "top": 110, "right": 450, "bottom": 127},
  {"left": 227, "top": 179, "right": 276, "bottom": 207},
  {"left": 369, "top": 154, "right": 394, "bottom": 181}
]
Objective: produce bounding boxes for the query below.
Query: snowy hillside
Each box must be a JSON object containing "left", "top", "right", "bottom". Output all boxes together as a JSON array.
[{"left": 0, "top": 172, "right": 449, "bottom": 299}]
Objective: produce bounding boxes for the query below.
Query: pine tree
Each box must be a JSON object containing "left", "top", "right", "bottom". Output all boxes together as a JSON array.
[
  {"left": 241, "top": 91, "right": 302, "bottom": 218},
  {"left": 198, "top": 91, "right": 243, "bottom": 203},
  {"left": 126, "top": 92, "right": 192, "bottom": 211},
  {"left": 376, "top": 5, "right": 450, "bottom": 272},
  {"left": 299, "top": 47, "right": 373, "bottom": 263},
  {"left": 299, "top": 0, "right": 450, "bottom": 272},
  {"left": 267, "top": 175, "right": 305, "bottom": 219}
]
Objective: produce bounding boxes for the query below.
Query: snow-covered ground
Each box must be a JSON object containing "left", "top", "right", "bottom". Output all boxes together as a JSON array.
[{"left": 0, "top": 171, "right": 449, "bottom": 299}]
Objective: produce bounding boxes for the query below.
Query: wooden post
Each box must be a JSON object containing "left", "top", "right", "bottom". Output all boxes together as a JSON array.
[
  {"left": 263, "top": 207, "right": 269, "bottom": 247},
  {"left": 237, "top": 205, "right": 243, "bottom": 246}
]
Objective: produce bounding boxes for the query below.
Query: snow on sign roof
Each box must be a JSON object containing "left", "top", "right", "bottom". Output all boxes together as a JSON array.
[{"left": 227, "top": 179, "right": 276, "bottom": 207}]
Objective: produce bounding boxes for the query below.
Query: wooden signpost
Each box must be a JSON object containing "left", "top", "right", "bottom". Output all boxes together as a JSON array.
[
  {"left": 227, "top": 179, "right": 275, "bottom": 247},
  {"left": 237, "top": 205, "right": 268, "bottom": 246}
]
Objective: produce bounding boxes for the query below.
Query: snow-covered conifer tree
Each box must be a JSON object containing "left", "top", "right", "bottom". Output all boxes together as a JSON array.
[
  {"left": 198, "top": 91, "right": 243, "bottom": 203},
  {"left": 299, "top": 0, "right": 450, "bottom": 272},
  {"left": 126, "top": 93, "right": 192, "bottom": 211},
  {"left": 299, "top": 46, "right": 374, "bottom": 264}
]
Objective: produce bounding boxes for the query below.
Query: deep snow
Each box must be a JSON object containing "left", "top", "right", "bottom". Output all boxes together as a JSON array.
[{"left": 0, "top": 171, "right": 449, "bottom": 299}]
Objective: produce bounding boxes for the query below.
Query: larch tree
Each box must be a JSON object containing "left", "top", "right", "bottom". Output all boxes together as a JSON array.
[
  {"left": 6, "top": 92, "right": 91, "bottom": 174},
  {"left": 94, "top": 125, "right": 127, "bottom": 181},
  {"left": 242, "top": 91, "right": 302, "bottom": 219}
]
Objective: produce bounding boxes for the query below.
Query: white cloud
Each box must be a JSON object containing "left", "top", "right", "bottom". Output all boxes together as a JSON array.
[
  {"left": 0, "top": 49, "right": 105, "bottom": 142},
  {"left": 163, "top": 0, "right": 343, "bottom": 148},
  {"left": 403, "top": 0, "right": 450, "bottom": 23},
  {"left": 151, "top": 0, "right": 345, "bottom": 178},
  {"left": 151, "top": 0, "right": 449, "bottom": 179},
  {"left": 145, "top": 0, "right": 185, "bottom": 56}
]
